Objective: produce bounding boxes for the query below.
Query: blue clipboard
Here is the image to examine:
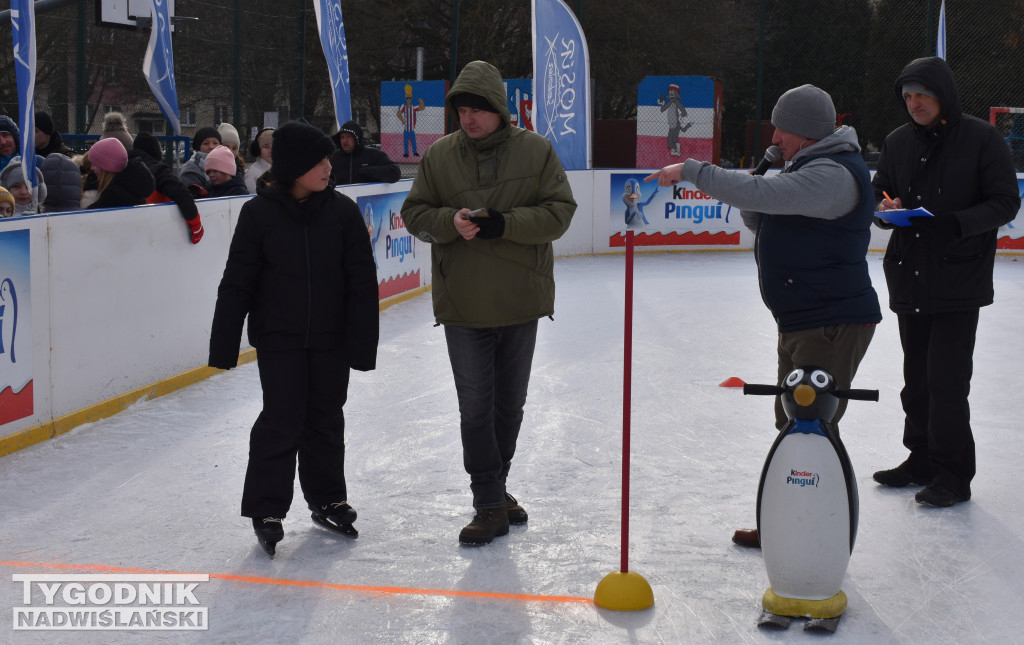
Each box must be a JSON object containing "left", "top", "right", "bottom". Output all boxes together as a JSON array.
[{"left": 876, "top": 207, "right": 934, "bottom": 227}]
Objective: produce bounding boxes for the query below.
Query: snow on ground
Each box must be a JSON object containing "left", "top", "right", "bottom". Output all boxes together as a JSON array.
[{"left": 3, "top": 252, "right": 1024, "bottom": 644}]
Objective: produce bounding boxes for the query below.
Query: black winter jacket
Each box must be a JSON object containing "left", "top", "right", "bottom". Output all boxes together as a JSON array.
[
  {"left": 129, "top": 149, "right": 199, "bottom": 221},
  {"left": 872, "top": 57, "right": 1020, "bottom": 314},
  {"left": 208, "top": 182, "right": 379, "bottom": 371},
  {"left": 205, "top": 172, "right": 248, "bottom": 198},
  {"left": 329, "top": 121, "right": 401, "bottom": 185},
  {"left": 87, "top": 156, "right": 156, "bottom": 210}
]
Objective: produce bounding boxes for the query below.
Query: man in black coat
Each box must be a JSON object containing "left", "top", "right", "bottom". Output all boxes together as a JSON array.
[
  {"left": 329, "top": 120, "right": 401, "bottom": 186},
  {"left": 872, "top": 56, "right": 1020, "bottom": 507}
]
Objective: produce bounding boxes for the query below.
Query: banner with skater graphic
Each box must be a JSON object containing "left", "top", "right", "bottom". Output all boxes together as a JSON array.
[
  {"left": 505, "top": 78, "right": 534, "bottom": 131},
  {"left": 380, "top": 80, "right": 446, "bottom": 164},
  {"left": 355, "top": 191, "right": 420, "bottom": 299},
  {"left": 636, "top": 75, "right": 722, "bottom": 169},
  {"left": 608, "top": 172, "right": 743, "bottom": 247},
  {"left": 0, "top": 228, "right": 33, "bottom": 426}
]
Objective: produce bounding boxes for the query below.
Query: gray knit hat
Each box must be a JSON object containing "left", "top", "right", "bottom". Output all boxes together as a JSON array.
[{"left": 771, "top": 84, "right": 836, "bottom": 141}]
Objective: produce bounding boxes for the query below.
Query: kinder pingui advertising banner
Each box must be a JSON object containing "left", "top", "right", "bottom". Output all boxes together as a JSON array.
[
  {"left": 357, "top": 191, "right": 421, "bottom": 299},
  {"left": 0, "top": 228, "right": 32, "bottom": 425},
  {"left": 609, "top": 172, "right": 743, "bottom": 247}
]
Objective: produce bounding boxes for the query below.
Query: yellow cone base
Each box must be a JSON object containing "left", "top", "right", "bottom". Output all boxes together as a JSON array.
[
  {"left": 762, "top": 588, "right": 847, "bottom": 619},
  {"left": 594, "top": 571, "right": 654, "bottom": 611}
]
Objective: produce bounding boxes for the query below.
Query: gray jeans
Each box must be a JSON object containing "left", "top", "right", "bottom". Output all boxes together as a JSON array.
[{"left": 445, "top": 320, "right": 538, "bottom": 509}]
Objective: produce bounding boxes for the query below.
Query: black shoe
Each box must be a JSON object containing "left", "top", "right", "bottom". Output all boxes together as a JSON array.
[
  {"left": 505, "top": 493, "right": 528, "bottom": 525},
  {"left": 309, "top": 501, "right": 357, "bottom": 525},
  {"left": 873, "top": 462, "right": 929, "bottom": 488},
  {"left": 253, "top": 517, "right": 284, "bottom": 555},
  {"left": 915, "top": 484, "right": 969, "bottom": 507},
  {"left": 459, "top": 507, "right": 509, "bottom": 546},
  {"left": 732, "top": 528, "right": 760, "bottom": 548}
]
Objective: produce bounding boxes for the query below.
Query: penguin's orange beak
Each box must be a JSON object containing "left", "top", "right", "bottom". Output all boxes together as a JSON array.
[{"left": 793, "top": 384, "right": 816, "bottom": 407}]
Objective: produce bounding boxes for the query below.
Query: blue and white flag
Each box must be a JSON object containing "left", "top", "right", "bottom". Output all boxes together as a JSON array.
[
  {"left": 143, "top": 0, "right": 181, "bottom": 135},
  {"left": 10, "top": 0, "right": 36, "bottom": 188},
  {"left": 314, "top": 0, "right": 352, "bottom": 133},
  {"left": 532, "top": 0, "right": 591, "bottom": 170},
  {"left": 936, "top": 0, "right": 947, "bottom": 60}
]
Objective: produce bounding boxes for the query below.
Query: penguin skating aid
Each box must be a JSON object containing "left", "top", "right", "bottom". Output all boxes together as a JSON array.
[{"left": 743, "top": 367, "right": 878, "bottom": 632}]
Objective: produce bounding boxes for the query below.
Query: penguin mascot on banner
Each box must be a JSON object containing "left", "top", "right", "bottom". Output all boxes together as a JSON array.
[{"left": 742, "top": 366, "right": 878, "bottom": 632}]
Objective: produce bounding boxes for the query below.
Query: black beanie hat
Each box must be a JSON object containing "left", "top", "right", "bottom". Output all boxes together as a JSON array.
[
  {"left": 35, "top": 111, "right": 55, "bottom": 136},
  {"left": 133, "top": 132, "right": 163, "bottom": 161},
  {"left": 270, "top": 121, "right": 335, "bottom": 184},
  {"left": 192, "top": 126, "right": 221, "bottom": 152},
  {"left": 450, "top": 92, "right": 500, "bottom": 114}
]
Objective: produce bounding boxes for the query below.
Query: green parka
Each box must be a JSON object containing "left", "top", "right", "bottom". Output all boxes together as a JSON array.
[{"left": 401, "top": 61, "right": 577, "bottom": 327}]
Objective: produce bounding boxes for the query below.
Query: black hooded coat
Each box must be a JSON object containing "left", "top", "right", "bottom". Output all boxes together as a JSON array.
[
  {"left": 329, "top": 121, "right": 401, "bottom": 186},
  {"left": 871, "top": 56, "right": 1020, "bottom": 315}
]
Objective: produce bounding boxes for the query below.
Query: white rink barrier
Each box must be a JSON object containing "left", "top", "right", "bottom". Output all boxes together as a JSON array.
[{"left": 1, "top": 169, "right": 1019, "bottom": 454}]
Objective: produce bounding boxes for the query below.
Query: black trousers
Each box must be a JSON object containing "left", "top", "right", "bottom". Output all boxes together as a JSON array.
[
  {"left": 445, "top": 321, "right": 538, "bottom": 509},
  {"left": 241, "top": 347, "right": 351, "bottom": 519},
  {"left": 898, "top": 310, "right": 979, "bottom": 498}
]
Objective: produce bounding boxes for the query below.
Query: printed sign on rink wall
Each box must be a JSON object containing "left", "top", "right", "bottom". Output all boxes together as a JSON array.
[
  {"left": 0, "top": 228, "right": 33, "bottom": 425},
  {"left": 356, "top": 191, "right": 421, "bottom": 299},
  {"left": 996, "top": 178, "right": 1024, "bottom": 249},
  {"left": 608, "top": 172, "right": 743, "bottom": 247},
  {"left": 636, "top": 75, "right": 721, "bottom": 170},
  {"left": 379, "top": 80, "right": 447, "bottom": 164}
]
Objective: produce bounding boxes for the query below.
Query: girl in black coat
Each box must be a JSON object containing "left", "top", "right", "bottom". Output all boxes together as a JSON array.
[
  {"left": 208, "top": 121, "right": 379, "bottom": 555},
  {"left": 85, "top": 138, "right": 155, "bottom": 210}
]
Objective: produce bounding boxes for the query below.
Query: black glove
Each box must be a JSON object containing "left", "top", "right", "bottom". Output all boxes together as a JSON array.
[{"left": 474, "top": 209, "right": 506, "bottom": 239}]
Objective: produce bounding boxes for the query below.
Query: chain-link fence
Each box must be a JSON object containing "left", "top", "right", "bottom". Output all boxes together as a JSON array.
[{"left": 0, "top": 1, "right": 1022, "bottom": 172}]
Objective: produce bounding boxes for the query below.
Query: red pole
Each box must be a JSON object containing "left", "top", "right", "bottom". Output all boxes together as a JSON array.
[{"left": 621, "top": 230, "right": 634, "bottom": 573}]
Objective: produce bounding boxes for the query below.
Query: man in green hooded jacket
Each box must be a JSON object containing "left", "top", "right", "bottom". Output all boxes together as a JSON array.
[{"left": 402, "top": 60, "right": 576, "bottom": 546}]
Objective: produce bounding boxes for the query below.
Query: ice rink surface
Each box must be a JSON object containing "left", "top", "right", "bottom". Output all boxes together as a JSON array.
[{"left": 3, "top": 252, "right": 1024, "bottom": 644}]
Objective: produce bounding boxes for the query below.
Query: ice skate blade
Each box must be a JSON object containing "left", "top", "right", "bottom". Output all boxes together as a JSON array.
[
  {"left": 311, "top": 512, "right": 358, "bottom": 538},
  {"left": 256, "top": 536, "right": 277, "bottom": 557}
]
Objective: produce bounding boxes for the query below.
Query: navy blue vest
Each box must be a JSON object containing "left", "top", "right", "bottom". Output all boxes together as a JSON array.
[{"left": 755, "top": 151, "right": 881, "bottom": 332}]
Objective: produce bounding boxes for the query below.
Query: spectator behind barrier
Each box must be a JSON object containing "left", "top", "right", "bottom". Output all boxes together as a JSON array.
[
  {"left": 0, "top": 156, "right": 48, "bottom": 216},
  {"left": 100, "top": 111, "right": 134, "bottom": 151},
  {"left": 40, "top": 153, "right": 83, "bottom": 212},
  {"left": 0, "top": 186, "right": 15, "bottom": 217},
  {"left": 203, "top": 145, "right": 248, "bottom": 198},
  {"left": 218, "top": 122, "right": 247, "bottom": 176},
  {"left": 86, "top": 138, "right": 155, "bottom": 210},
  {"left": 132, "top": 132, "right": 205, "bottom": 244},
  {"left": 35, "top": 110, "right": 74, "bottom": 158},
  {"left": 179, "top": 126, "right": 221, "bottom": 199},
  {"left": 245, "top": 127, "right": 274, "bottom": 194}
]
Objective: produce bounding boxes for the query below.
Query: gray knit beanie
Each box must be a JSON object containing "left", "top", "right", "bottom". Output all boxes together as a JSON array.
[{"left": 771, "top": 84, "right": 836, "bottom": 141}]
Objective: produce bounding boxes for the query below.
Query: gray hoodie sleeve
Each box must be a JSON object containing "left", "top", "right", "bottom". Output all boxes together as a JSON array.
[{"left": 679, "top": 157, "right": 861, "bottom": 232}]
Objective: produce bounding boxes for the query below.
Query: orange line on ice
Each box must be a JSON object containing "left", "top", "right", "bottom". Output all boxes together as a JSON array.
[{"left": 0, "top": 560, "right": 592, "bottom": 605}]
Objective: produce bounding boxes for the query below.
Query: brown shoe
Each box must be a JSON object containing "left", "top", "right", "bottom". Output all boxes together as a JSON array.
[
  {"left": 732, "top": 528, "right": 760, "bottom": 548},
  {"left": 459, "top": 506, "right": 509, "bottom": 546}
]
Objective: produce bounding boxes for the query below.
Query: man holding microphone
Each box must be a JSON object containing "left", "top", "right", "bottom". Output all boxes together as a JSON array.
[{"left": 646, "top": 84, "right": 881, "bottom": 548}]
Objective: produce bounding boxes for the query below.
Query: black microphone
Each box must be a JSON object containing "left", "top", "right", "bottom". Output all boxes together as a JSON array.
[{"left": 752, "top": 145, "right": 782, "bottom": 176}]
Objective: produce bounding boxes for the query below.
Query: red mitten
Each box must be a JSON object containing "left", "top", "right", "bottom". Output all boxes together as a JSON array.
[{"left": 186, "top": 215, "right": 204, "bottom": 244}]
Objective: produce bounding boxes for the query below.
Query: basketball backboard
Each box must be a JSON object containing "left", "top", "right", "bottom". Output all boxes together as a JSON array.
[{"left": 96, "top": 0, "right": 176, "bottom": 29}]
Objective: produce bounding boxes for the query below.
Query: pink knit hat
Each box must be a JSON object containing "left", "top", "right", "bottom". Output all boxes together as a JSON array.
[
  {"left": 205, "top": 145, "right": 237, "bottom": 176},
  {"left": 89, "top": 138, "right": 128, "bottom": 173}
]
